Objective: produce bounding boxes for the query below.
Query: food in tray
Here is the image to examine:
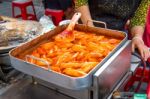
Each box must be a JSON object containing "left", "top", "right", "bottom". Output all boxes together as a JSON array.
[
  {"left": 0, "top": 20, "right": 42, "bottom": 47},
  {"left": 27, "top": 30, "right": 121, "bottom": 77}
]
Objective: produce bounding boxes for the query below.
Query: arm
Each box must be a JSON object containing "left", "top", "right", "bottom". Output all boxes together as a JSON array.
[
  {"left": 75, "top": 0, "right": 94, "bottom": 26},
  {"left": 130, "top": 26, "right": 149, "bottom": 61},
  {"left": 130, "top": 0, "right": 150, "bottom": 60}
]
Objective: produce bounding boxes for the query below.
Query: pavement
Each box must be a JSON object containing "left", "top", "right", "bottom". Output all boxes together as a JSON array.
[{"left": 0, "top": 1, "right": 44, "bottom": 20}]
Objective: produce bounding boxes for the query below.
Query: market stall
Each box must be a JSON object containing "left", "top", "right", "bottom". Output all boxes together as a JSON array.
[{"left": 0, "top": 15, "right": 142, "bottom": 99}]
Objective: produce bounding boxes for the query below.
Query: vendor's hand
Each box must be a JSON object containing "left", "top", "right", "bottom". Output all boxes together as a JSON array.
[{"left": 132, "top": 37, "right": 150, "bottom": 61}]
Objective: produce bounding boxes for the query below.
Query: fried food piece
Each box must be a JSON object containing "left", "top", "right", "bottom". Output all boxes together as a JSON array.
[
  {"left": 63, "top": 68, "right": 86, "bottom": 77},
  {"left": 108, "top": 39, "right": 121, "bottom": 44},
  {"left": 40, "top": 42, "right": 54, "bottom": 50},
  {"left": 35, "top": 58, "right": 50, "bottom": 68},
  {"left": 56, "top": 52, "right": 73, "bottom": 65},
  {"left": 50, "top": 66, "right": 61, "bottom": 73},
  {"left": 36, "top": 60, "right": 47, "bottom": 67},
  {"left": 89, "top": 52, "right": 103, "bottom": 58},
  {"left": 87, "top": 42, "right": 100, "bottom": 51},
  {"left": 55, "top": 41, "right": 73, "bottom": 48},
  {"left": 27, "top": 57, "right": 36, "bottom": 64},
  {"left": 100, "top": 42, "right": 115, "bottom": 50},
  {"left": 60, "top": 62, "right": 81, "bottom": 70},
  {"left": 31, "top": 50, "right": 40, "bottom": 57},
  {"left": 81, "top": 62, "right": 98, "bottom": 73},
  {"left": 72, "top": 44, "right": 86, "bottom": 52},
  {"left": 37, "top": 47, "right": 46, "bottom": 55},
  {"left": 47, "top": 49, "right": 56, "bottom": 57},
  {"left": 27, "top": 51, "right": 40, "bottom": 64}
]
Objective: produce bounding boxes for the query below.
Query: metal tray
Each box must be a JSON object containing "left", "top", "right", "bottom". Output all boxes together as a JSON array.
[{"left": 9, "top": 24, "right": 127, "bottom": 90}]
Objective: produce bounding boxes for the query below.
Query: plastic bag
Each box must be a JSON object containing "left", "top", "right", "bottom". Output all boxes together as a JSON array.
[
  {"left": 33, "top": 0, "right": 45, "bottom": 20},
  {"left": 0, "top": 20, "right": 43, "bottom": 42},
  {"left": 39, "top": 15, "right": 56, "bottom": 34}
]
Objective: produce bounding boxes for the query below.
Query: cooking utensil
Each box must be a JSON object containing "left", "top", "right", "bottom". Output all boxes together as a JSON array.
[{"left": 55, "top": 12, "right": 81, "bottom": 42}]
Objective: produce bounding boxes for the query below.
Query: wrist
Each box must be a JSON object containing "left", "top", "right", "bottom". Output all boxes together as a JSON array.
[{"left": 132, "top": 36, "right": 144, "bottom": 44}]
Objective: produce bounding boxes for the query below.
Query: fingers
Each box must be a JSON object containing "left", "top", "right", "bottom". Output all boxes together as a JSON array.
[
  {"left": 136, "top": 44, "right": 144, "bottom": 59},
  {"left": 131, "top": 41, "right": 135, "bottom": 53},
  {"left": 132, "top": 39, "right": 150, "bottom": 61},
  {"left": 137, "top": 45, "right": 150, "bottom": 61},
  {"left": 132, "top": 39, "right": 146, "bottom": 59},
  {"left": 143, "top": 47, "right": 150, "bottom": 61}
]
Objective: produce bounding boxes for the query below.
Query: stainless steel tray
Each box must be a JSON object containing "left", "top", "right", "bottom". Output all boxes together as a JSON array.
[{"left": 9, "top": 24, "right": 127, "bottom": 90}]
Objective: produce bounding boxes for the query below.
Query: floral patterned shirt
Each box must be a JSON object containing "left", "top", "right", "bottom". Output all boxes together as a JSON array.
[{"left": 75, "top": 0, "right": 150, "bottom": 27}]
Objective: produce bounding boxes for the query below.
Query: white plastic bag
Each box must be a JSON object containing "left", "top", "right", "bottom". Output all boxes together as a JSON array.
[
  {"left": 39, "top": 15, "right": 56, "bottom": 34},
  {"left": 35, "top": 0, "right": 45, "bottom": 20}
]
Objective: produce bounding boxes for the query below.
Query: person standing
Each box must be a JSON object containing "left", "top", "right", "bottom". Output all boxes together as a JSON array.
[
  {"left": 75, "top": 0, "right": 150, "bottom": 60},
  {"left": 130, "top": 0, "right": 150, "bottom": 60}
]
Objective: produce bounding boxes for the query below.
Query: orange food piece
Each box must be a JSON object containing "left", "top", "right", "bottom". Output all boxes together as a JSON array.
[
  {"left": 100, "top": 42, "right": 114, "bottom": 50},
  {"left": 31, "top": 50, "right": 40, "bottom": 58},
  {"left": 33, "top": 57, "right": 50, "bottom": 69},
  {"left": 87, "top": 42, "right": 100, "bottom": 51},
  {"left": 90, "top": 52, "right": 103, "bottom": 58},
  {"left": 75, "top": 52, "right": 85, "bottom": 61},
  {"left": 108, "top": 39, "right": 121, "bottom": 44},
  {"left": 87, "top": 57, "right": 99, "bottom": 62},
  {"left": 55, "top": 41, "right": 73, "bottom": 48},
  {"left": 50, "top": 66, "right": 61, "bottom": 73},
  {"left": 51, "top": 57, "right": 58, "bottom": 66},
  {"left": 80, "top": 62, "right": 98, "bottom": 73},
  {"left": 37, "top": 47, "right": 46, "bottom": 55},
  {"left": 27, "top": 58, "right": 36, "bottom": 64},
  {"left": 47, "top": 49, "right": 56, "bottom": 57},
  {"left": 60, "top": 62, "right": 81, "bottom": 70},
  {"left": 97, "top": 36, "right": 105, "bottom": 41},
  {"left": 63, "top": 68, "right": 86, "bottom": 77},
  {"left": 45, "top": 58, "right": 53, "bottom": 63},
  {"left": 72, "top": 44, "right": 86, "bottom": 52},
  {"left": 103, "top": 50, "right": 111, "bottom": 57},
  {"left": 36, "top": 60, "right": 48, "bottom": 67},
  {"left": 40, "top": 42, "right": 54, "bottom": 50},
  {"left": 36, "top": 60, "right": 47, "bottom": 66},
  {"left": 56, "top": 52, "right": 73, "bottom": 65}
]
